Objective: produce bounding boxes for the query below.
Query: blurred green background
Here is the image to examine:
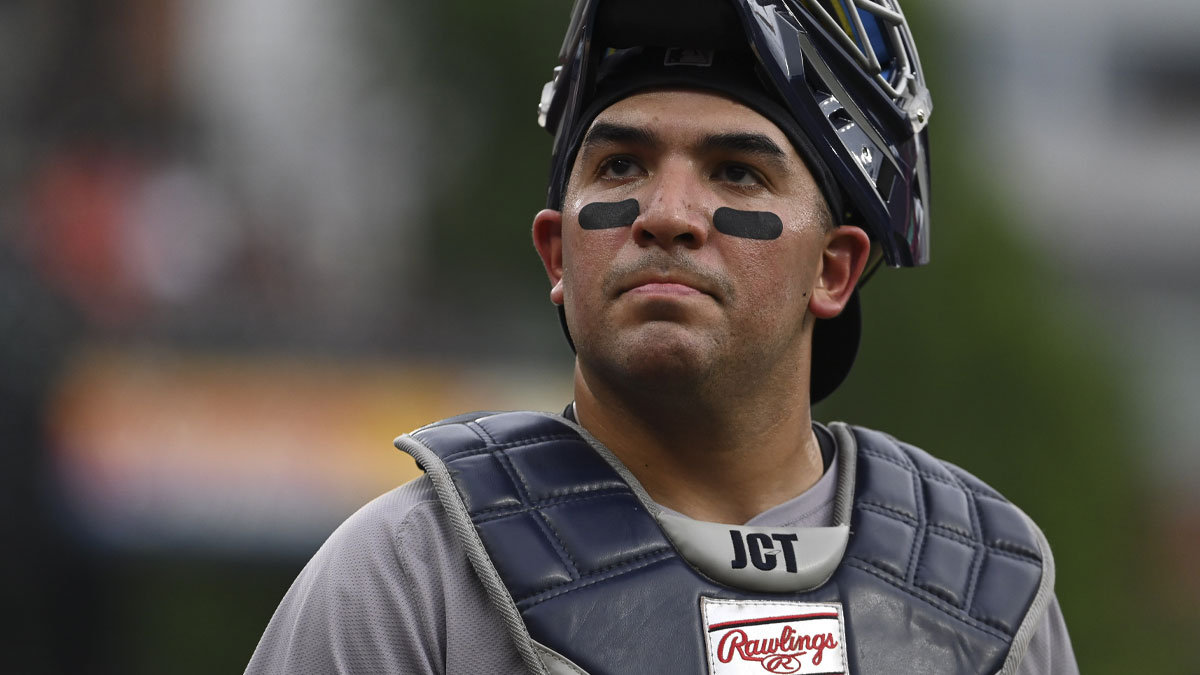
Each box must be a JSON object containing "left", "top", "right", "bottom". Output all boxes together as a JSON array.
[{"left": 2, "top": 0, "right": 1197, "bottom": 672}]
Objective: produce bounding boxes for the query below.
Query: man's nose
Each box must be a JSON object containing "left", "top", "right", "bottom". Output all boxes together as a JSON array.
[{"left": 630, "top": 164, "right": 709, "bottom": 249}]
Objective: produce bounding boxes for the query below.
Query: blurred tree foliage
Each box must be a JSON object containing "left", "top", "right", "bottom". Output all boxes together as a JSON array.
[
  {"left": 818, "top": 3, "right": 1185, "bottom": 673},
  {"left": 397, "top": 0, "right": 572, "bottom": 355}
]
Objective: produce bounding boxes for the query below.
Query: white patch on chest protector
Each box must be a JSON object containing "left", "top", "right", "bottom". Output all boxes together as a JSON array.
[{"left": 701, "top": 598, "right": 849, "bottom": 675}]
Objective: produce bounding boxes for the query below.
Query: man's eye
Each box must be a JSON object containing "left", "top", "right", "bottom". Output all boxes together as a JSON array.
[
  {"left": 715, "top": 163, "right": 761, "bottom": 186},
  {"left": 600, "top": 157, "right": 642, "bottom": 179}
]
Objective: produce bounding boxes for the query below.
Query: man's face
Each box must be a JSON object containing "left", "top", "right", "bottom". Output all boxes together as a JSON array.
[{"left": 534, "top": 89, "right": 866, "bottom": 399}]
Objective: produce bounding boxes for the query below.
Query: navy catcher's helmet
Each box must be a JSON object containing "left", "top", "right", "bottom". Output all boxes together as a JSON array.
[{"left": 538, "top": 0, "right": 932, "bottom": 401}]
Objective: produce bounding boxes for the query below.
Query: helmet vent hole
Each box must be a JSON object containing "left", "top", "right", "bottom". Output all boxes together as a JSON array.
[{"left": 828, "top": 107, "right": 855, "bottom": 131}]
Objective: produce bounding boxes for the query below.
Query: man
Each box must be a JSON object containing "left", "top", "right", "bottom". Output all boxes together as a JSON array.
[{"left": 247, "top": 0, "right": 1077, "bottom": 673}]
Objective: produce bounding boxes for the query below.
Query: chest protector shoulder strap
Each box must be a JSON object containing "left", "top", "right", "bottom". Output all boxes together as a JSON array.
[{"left": 396, "top": 412, "right": 1053, "bottom": 675}]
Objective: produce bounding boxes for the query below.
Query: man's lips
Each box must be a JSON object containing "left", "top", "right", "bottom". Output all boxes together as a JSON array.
[
  {"left": 617, "top": 270, "right": 717, "bottom": 299},
  {"left": 606, "top": 258, "right": 729, "bottom": 301},
  {"left": 625, "top": 282, "right": 704, "bottom": 296}
]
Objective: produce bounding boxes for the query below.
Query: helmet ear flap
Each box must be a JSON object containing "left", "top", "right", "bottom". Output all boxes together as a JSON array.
[
  {"left": 557, "top": 304, "right": 576, "bottom": 354},
  {"left": 811, "top": 290, "right": 861, "bottom": 403}
]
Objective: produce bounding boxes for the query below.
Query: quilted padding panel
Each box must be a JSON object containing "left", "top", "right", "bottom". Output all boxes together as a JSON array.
[
  {"left": 855, "top": 450, "right": 919, "bottom": 519},
  {"left": 848, "top": 427, "right": 1044, "bottom": 638},
  {"left": 915, "top": 532, "right": 977, "bottom": 607},
  {"left": 505, "top": 438, "right": 629, "bottom": 500},
  {"left": 412, "top": 421, "right": 487, "bottom": 460},
  {"left": 541, "top": 495, "right": 667, "bottom": 575},
  {"left": 971, "top": 552, "right": 1045, "bottom": 634},
  {"left": 416, "top": 412, "right": 675, "bottom": 605},
  {"left": 845, "top": 508, "right": 916, "bottom": 578},
  {"left": 478, "top": 511, "right": 575, "bottom": 600},
  {"left": 975, "top": 497, "right": 1040, "bottom": 557},
  {"left": 924, "top": 479, "right": 973, "bottom": 537},
  {"left": 475, "top": 411, "right": 576, "bottom": 446},
  {"left": 445, "top": 453, "right": 521, "bottom": 513}
]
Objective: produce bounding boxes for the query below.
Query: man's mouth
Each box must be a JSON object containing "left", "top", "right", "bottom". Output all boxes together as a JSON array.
[
  {"left": 625, "top": 281, "right": 705, "bottom": 297},
  {"left": 605, "top": 253, "right": 730, "bottom": 302}
]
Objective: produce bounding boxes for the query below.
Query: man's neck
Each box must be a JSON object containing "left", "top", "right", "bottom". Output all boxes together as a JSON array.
[{"left": 572, "top": 364, "right": 825, "bottom": 525}]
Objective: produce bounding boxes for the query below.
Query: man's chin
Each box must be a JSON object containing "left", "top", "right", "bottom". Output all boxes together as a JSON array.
[{"left": 582, "top": 327, "right": 720, "bottom": 391}]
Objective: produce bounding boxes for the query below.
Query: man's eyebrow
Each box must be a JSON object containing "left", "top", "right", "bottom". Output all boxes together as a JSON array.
[
  {"left": 700, "top": 132, "right": 789, "bottom": 168},
  {"left": 581, "top": 122, "right": 661, "bottom": 151}
]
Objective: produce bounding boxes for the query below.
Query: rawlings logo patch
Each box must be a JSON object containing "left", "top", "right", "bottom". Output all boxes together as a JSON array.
[{"left": 701, "top": 598, "right": 849, "bottom": 674}]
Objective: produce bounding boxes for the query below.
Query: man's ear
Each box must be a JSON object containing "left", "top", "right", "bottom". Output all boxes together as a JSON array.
[
  {"left": 532, "top": 209, "right": 565, "bottom": 306},
  {"left": 809, "top": 225, "right": 871, "bottom": 319}
]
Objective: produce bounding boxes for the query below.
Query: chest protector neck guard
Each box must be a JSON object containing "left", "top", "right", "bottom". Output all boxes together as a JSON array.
[{"left": 396, "top": 412, "right": 1054, "bottom": 675}]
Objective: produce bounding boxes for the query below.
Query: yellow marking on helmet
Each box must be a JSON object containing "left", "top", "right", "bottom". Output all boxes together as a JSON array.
[{"left": 829, "top": 0, "right": 858, "bottom": 46}]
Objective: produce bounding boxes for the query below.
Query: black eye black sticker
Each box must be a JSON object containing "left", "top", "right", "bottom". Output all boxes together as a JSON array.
[
  {"left": 713, "top": 207, "right": 783, "bottom": 240},
  {"left": 578, "top": 200, "right": 782, "bottom": 240},
  {"left": 579, "top": 199, "right": 640, "bottom": 230}
]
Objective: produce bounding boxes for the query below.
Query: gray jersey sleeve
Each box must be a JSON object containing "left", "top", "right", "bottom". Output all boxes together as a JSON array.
[
  {"left": 244, "top": 477, "right": 528, "bottom": 675},
  {"left": 1013, "top": 597, "right": 1079, "bottom": 675}
]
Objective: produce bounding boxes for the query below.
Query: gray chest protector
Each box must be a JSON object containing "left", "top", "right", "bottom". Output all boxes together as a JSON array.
[{"left": 396, "top": 412, "right": 1053, "bottom": 675}]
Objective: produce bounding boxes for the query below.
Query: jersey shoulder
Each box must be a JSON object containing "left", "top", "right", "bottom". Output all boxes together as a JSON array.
[{"left": 247, "top": 474, "right": 528, "bottom": 674}]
